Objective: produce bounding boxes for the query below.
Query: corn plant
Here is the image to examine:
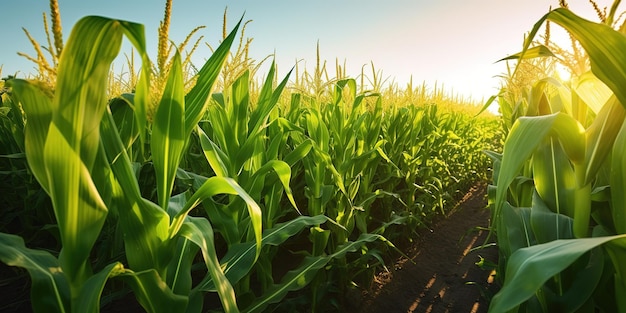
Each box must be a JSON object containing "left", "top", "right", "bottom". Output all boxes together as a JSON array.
[
  {"left": 488, "top": 3, "right": 626, "bottom": 312},
  {"left": 0, "top": 13, "right": 271, "bottom": 312}
]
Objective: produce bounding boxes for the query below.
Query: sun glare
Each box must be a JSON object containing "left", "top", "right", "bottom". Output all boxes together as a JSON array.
[{"left": 555, "top": 63, "right": 572, "bottom": 82}]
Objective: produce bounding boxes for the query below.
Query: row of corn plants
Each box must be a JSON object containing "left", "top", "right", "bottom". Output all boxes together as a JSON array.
[
  {"left": 487, "top": 1, "right": 626, "bottom": 312},
  {"left": 0, "top": 1, "right": 501, "bottom": 312}
]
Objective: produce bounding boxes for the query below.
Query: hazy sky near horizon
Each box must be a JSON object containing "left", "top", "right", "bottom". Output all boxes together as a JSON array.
[{"left": 1, "top": 1, "right": 606, "bottom": 100}]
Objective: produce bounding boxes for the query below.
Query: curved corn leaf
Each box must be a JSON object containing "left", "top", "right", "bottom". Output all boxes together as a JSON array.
[
  {"left": 526, "top": 8, "right": 626, "bottom": 108},
  {"left": 0, "top": 232, "right": 70, "bottom": 313},
  {"left": 251, "top": 160, "right": 299, "bottom": 213},
  {"left": 75, "top": 262, "right": 125, "bottom": 313},
  {"left": 489, "top": 234, "right": 626, "bottom": 313},
  {"left": 119, "top": 269, "right": 188, "bottom": 313},
  {"left": 572, "top": 71, "right": 612, "bottom": 115},
  {"left": 498, "top": 44, "right": 556, "bottom": 62},
  {"left": 179, "top": 217, "right": 239, "bottom": 313},
  {"left": 169, "top": 176, "right": 262, "bottom": 259},
  {"left": 197, "top": 125, "right": 230, "bottom": 177},
  {"left": 114, "top": 20, "right": 151, "bottom": 148},
  {"left": 283, "top": 138, "right": 313, "bottom": 167}
]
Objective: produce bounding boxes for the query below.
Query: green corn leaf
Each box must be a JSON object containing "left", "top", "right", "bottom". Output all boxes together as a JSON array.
[
  {"left": 75, "top": 262, "right": 125, "bottom": 313},
  {"left": 252, "top": 160, "right": 300, "bottom": 213},
  {"left": 52, "top": 16, "right": 124, "bottom": 169},
  {"left": 179, "top": 217, "right": 239, "bottom": 313},
  {"left": 241, "top": 233, "right": 385, "bottom": 313},
  {"left": 498, "top": 44, "right": 556, "bottom": 62},
  {"left": 529, "top": 191, "right": 574, "bottom": 244},
  {"left": 501, "top": 202, "right": 534, "bottom": 258},
  {"left": 489, "top": 234, "right": 626, "bottom": 313},
  {"left": 197, "top": 125, "right": 230, "bottom": 177},
  {"left": 584, "top": 95, "right": 626, "bottom": 185},
  {"left": 152, "top": 49, "right": 186, "bottom": 210},
  {"left": 230, "top": 70, "right": 249, "bottom": 148},
  {"left": 527, "top": 8, "right": 626, "bottom": 108},
  {"left": 532, "top": 138, "right": 577, "bottom": 218},
  {"left": 196, "top": 215, "right": 332, "bottom": 292},
  {"left": 572, "top": 71, "right": 612, "bottom": 115},
  {"left": 611, "top": 116, "right": 626, "bottom": 234},
  {"left": 248, "top": 63, "right": 292, "bottom": 136},
  {"left": 101, "top": 110, "right": 171, "bottom": 271},
  {"left": 184, "top": 18, "right": 242, "bottom": 136},
  {"left": 169, "top": 176, "right": 262, "bottom": 258},
  {"left": 164, "top": 234, "right": 195, "bottom": 296},
  {"left": 119, "top": 269, "right": 188, "bottom": 313},
  {"left": 112, "top": 20, "right": 151, "bottom": 148},
  {"left": 495, "top": 113, "right": 585, "bottom": 214},
  {"left": 283, "top": 138, "right": 313, "bottom": 167},
  {"left": 0, "top": 232, "right": 70, "bottom": 313},
  {"left": 45, "top": 123, "right": 108, "bottom": 284},
  {"left": 108, "top": 94, "right": 139, "bottom": 155},
  {"left": 5, "top": 79, "right": 52, "bottom": 193}
]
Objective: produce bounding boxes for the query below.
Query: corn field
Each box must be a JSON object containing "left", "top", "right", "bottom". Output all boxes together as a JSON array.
[{"left": 0, "top": 1, "right": 506, "bottom": 312}]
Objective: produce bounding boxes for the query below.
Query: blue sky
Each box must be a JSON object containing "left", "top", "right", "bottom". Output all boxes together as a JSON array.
[{"left": 1, "top": 0, "right": 604, "bottom": 100}]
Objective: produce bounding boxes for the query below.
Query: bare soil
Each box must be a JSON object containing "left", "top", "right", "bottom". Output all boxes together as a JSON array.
[{"left": 358, "top": 183, "right": 499, "bottom": 313}]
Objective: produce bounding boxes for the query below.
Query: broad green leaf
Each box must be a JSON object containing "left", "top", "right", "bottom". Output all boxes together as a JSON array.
[
  {"left": 197, "top": 125, "right": 230, "bottom": 177},
  {"left": 164, "top": 234, "right": 195, "bottom": 297},
  {"left": 5, "top": 79, "right": 52, "bottom": 193},
  {"left": 169, "top": 176, "right": 262, "bottom": 259},
  {"left": 45, "top": 123, "right": 108, "bottom": 285},
  {"left": 611, "top": 116, "right": 626, "bottom": 234},
  {"left": 251, "top": 160, "right": 299, "bottom": 213},
  {"left": 495, "top": 113, "right": 585, "bottom": 215},
  {"left": 528, "top": 8, "right": 626, "bottom": 108},
  {"left": 489, "top": 234, "right": 626, "bottom": 313},
  {"left": 184, "top": 18, "right": 242, "bottom": 136},
  {"left": 119, "top": 269, "right": 188, "bottom": 313},
  {"left": 529, "top": 192, "right": 574, "bottom": 244},
  {"left": 179, "top": 217, "right": 239, "bottom": 313},
  {"left": 152, "top": 50, "right": 186, "bottom": 210},
  {"left": 283, "top": 138, "right": 313, "bottom": 167},
  {"left": 0, "top": 233, "right": 70, "bottom": 313},
  {"left": 572, "top": 71, "right": 612, "bottom": 114},
  {"left": 75, "top": 262, "right": 125, "bottom": 313},
  {"left": 501, "top": 203, "right": 534, "bottom": 258},
  {"left": 53, "top": 16, "right": 124, "bottom": 169},
  {"left": 108, "top": 94, "right": 139, "bottom": 156},
  {"left": 584, "top": 95, "right": 625, "bottom": 185},
  {"left": 101, "top": 111, "right": 171, "bottom": 271},
  {"left": 532, "top": 138, "right": 577, "bottom": 218}
]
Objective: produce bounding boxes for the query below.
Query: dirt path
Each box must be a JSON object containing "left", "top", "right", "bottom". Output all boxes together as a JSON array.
[{"left": 359, "top": 183, "right": 499, "bottom": 313}]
